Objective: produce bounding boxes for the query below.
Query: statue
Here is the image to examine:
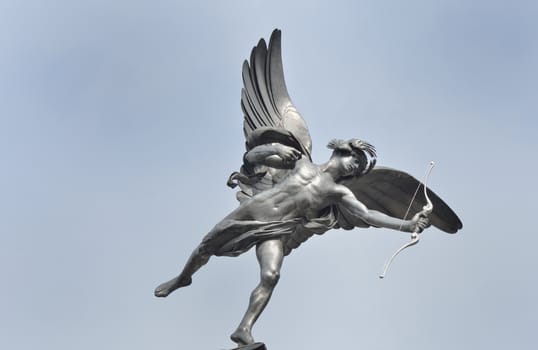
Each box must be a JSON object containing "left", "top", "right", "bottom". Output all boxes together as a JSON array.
[{"left": 154, "top": 29, "right": 462, "bottom": 348}]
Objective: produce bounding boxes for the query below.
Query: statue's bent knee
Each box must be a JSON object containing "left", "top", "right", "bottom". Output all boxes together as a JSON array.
[{"left": 261, "top": 269, "right": 280, "bottom": 286}]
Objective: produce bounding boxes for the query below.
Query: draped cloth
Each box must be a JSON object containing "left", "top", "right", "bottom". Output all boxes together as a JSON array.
[{"left": 204, "top": 207, "right": 339, "bottom": 257}]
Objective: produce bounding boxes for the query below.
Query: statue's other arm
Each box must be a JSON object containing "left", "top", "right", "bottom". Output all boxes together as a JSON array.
[
  {"left": 335, "top": 185, "right": 429, "bottom": 233},
  {"left": 244, "top": 143, "right": 302, "bottom": 169}
]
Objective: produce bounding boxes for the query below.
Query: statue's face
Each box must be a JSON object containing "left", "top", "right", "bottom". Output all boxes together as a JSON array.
[{"left": 332, "top": 151, "right": 360, "bottom": 177}]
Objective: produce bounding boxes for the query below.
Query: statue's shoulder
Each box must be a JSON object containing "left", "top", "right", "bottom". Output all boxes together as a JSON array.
[
  {"left": 295, "top": 158, "right": 318, "bottom": 171},
  {"left": 291, "top": 159, "right": 324, "bottom": 183}
]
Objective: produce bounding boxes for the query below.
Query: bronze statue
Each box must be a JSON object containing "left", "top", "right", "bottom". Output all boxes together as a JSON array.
[{"left": 155, "top": 29, "right": 462, "bottom": 348}]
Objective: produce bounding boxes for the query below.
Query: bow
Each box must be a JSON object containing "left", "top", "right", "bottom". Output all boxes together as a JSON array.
[{"left": 379, "top": 161, "right": 435, "bottom": 279}]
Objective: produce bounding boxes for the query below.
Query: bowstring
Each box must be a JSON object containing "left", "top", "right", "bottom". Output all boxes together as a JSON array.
[
  {"left": 398, "top": 163, "right": 434, "bottom": 230},
  {"left": 398, "top": 183, "right": 422, "bottom": 232}
]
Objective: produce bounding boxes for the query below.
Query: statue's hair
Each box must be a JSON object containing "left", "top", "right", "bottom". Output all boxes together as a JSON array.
[{"left": 327, "top": 138, "right": 377, "bottom": 178}]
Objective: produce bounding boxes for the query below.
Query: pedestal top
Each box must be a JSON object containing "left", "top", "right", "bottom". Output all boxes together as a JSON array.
[{"left": 229, "top": 342, "right": 266, "bottom": 350}]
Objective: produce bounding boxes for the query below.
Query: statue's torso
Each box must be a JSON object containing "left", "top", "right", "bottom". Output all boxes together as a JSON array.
[{"left": 246, "top": 159, "right": 336, "bottom": 221}]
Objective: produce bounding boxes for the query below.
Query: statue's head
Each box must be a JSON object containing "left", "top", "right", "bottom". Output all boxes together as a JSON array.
[{"left": 327, "top": 139, "right": 377, "bottom": 179}]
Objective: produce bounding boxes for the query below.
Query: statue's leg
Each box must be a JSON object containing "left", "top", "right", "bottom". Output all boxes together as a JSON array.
[
  {"left": 230, "top": 239, "right": 284, "bottom": 346},
  {"left": 154, "top": 206, "right": 252, "bottom": 298},
  {"left": 154, "top": 242, "right": 211, "bottom": 297}
]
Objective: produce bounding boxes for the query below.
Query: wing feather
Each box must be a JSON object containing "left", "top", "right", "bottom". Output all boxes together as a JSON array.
[
  {"left": 267, "top": 30, "right": 291, "bottom": 117},
  {"left": 241, "top": 89, "right": 261, "bottom": 128},
  {"left": 241, "top": 101, "right": 256, "bottom": 136},
  {"left": 242, "top": 63, "right": 268, "bottom": 128},
  {"left": 252, "top": 40, "right": 279, "bottom": 125}
]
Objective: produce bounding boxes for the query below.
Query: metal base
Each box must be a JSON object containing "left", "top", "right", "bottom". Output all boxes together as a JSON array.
[{"left": 229, "top": 343, "right": 266, "bottom": 350}]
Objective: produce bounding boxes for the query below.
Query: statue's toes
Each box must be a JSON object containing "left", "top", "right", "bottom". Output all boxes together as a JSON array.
[
  {"left": 154, "top": 283, "right": 171, "bottom": 297},
  {"left": 154, "top": 276, "right": 192, "bottom": 297}
]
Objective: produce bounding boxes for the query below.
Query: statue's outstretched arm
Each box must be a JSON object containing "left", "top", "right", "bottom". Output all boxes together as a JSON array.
[
  {"left": 336, "top": 186, "right": 429, "bottom": 233},
  {"left": 244, "top": 143, "right": 302, "bottom": 169}
]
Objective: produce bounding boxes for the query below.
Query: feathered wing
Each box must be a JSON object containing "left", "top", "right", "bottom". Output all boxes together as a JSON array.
[
  {"left": 338, "top": 166, "right": 463, "bottom": 233},
  {"left": 241, "top": 29, "right": 312, "bottom": 159}
]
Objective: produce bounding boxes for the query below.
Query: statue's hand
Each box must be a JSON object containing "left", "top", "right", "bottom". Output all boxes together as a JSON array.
[
  {"left": 410, "top": 210, "right": 431, "bottom": 233},
  {"left": 274, "top": 144, "right": 302, "bottom": 162}
]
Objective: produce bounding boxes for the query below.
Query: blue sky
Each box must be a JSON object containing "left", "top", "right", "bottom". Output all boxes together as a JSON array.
[{"left": 1, "top": 1, "right": 537, "bottom": 349}]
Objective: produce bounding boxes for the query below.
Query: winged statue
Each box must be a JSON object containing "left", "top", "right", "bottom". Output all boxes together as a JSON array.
[{"left": 155, "top": 29, "right": 462, "bottom": 348}]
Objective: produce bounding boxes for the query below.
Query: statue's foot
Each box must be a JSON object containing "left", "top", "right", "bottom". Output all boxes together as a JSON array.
[
  {"left": 230, "top": 327, "right": 255, "bottom": 346},
  {"left": 154, "top": 276, "right": 192, "bottom": 297}
]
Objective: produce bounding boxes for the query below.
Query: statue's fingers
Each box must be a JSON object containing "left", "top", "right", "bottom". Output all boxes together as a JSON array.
[
  {"left": 419, "top": 209, "right": 430, "bottom": 218},
  {"left": 418, "top": 218, "right": 429, "bottom": 228},
  {"left": 283, "top": 149, "right": 294, "bottom": 159}
]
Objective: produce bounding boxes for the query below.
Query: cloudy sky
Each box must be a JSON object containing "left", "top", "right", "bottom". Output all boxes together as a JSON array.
[{"left": 1, "top": 1, "right": 537, "bottom": 349}]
